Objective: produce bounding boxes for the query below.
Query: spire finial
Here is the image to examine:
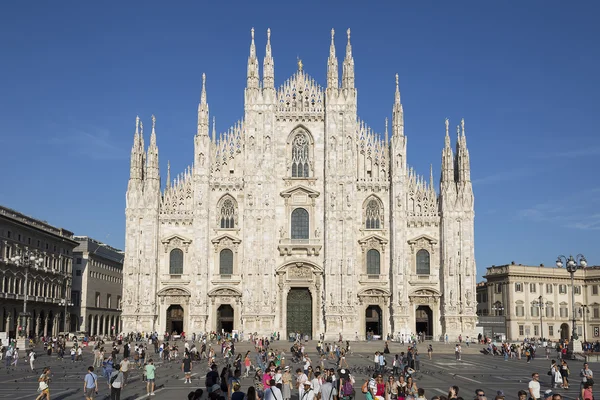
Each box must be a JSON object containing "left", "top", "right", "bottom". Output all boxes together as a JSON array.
[
  {"left": 212, "top": 117, "right": 216, "bottom": 142},
  {"left": 139, "top": 120, "right": 144, "bottom": 136},
  {"left": 331, "top": 28, "right": 335, "bottom": 41},
  {"left": 345, "top": 28, "right": 352, "bottom": 58},
  {"left": 456, "top": 124, "right": 460, "bottom": 139},
  {"left": 151, "top": 114, "right": 156, "bottom": 134},
  {"left": 135, "top": 115, "right": 140, "bottom": 135},
  {"left": 251, "top": 27, "right": 254, "bottom": 40},
  {"left": 166, "top": 160, "right": 171, "bottom": 188},
  {"left": 461, "top": 118, "right": 465, "bottom": 136},
  {"left": 267, "top": 28, "right": 271, "bottom": 40},
  {"left": 385, "top": 117, "right": 389, "bottom": 143},
  {"left": 445, "top": 118, "right": 449, "bottom": 135},
  {"left": 201, "top": 73, "right": 207, "bottom": 104},
  {"left": 394, "top": 73, "right": 401, "bottom": 104},
  {"left": 297, "top": 57, "right": 303, "bottom": 71}
]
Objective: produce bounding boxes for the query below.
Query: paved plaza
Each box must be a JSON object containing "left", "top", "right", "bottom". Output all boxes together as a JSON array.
[{"left": 0, "top": 341, "right": 596, "bottom": 400}]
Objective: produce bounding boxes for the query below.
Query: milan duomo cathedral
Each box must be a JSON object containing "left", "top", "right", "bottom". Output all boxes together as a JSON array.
[{"left": 121, "top": 28, "right": 478, "bottom": 341}]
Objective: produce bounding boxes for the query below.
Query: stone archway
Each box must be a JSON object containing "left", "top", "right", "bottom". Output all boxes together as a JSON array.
[
  {"left": 358, "top": 288, "right": 391, "bottom": 340},
  {"left": 408, "top": 288, "right": 440, "bottom": 338},
  {"left": 274, "top": 261, "right": 324, "bottom": 339},
  {"left": 208, "top": 287, "right": 241, "bottom": 333},
  {"left": 157, "top": 287, "right": 191, "bottom": 334}
]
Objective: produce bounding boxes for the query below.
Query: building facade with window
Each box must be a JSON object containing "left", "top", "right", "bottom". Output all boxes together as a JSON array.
[
  {"left": 72, "top": 236, "right": 124, "bottom": 337},
  {"left": 0, "top": 205, "right": 78, "bottom": 338},
  {"left": 122, "top": 29, "right": 477, "bottom": 340},
  {"left": 478, "top": 263, "right": 600, "bottom": 341}
]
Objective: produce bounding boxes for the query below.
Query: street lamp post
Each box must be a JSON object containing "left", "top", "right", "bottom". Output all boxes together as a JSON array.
[
  {"left": 491, "top": 304, "right": 505, "bottom": 340},
  {"left": 10, "top": 250, "right": 44, "bottom": 340},
  {"left": 557, "top": 254, "right": 587, "bottom": 352},
  {"left": 581, "top": 305, "right": 589, "bottom": 344},
  {"left": 532, "top": 295, "right": 549, "bottom": 342},
  {"left": 59, "top": 298, "right": 73, "bottom": 333}
]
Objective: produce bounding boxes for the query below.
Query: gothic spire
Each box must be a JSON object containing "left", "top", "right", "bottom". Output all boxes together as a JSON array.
[
  {"left": 129, "top": 116, "right": 143, "bottom": 181},
  {"left": 146, "top": 115, "right": 159, "bottom": 180},
  {"left": 384, "top": 117, "right": 389, "bottom": 143},
  {"left": 392, "top": 74, "right": 404, "bottom": 137},
  {"left": 263, "top": 28, "right": 274, "bottom": 90},
  {"left": 440, "top": 118, "right": 455, "bottom": 187},
  {"left": 342, "top": 28, "right": 354, "bottom": 89},
  {"left": 327, "top": 28, "right": 338, "bottom": 88},
  {"left": 197, "top": 73, "right": 209, "bottom": 136},
  {"left": 212, "top": 117, "right": 216, "bottom": 143},
  {"left": 456, "top": 118, "right": 471, "bottom": 183},
  {"left": 166, "top": 160, "right": 171, "bottom": 189},
  {"left": 247, "top": 27, "right": 259, "bottom": 90}
]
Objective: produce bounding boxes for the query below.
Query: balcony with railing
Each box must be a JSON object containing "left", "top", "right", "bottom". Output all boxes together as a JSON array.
[{"left": 277, "top": 238, "right": 322, "bottom": 257}]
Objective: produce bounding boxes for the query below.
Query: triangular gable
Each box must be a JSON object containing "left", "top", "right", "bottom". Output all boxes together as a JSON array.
[
  {"left": 407, "top": 234, "right": 438, "bottom": 245},
  {"left": 358, "top": 233, "right": 388, "bottom": 246},
  {"left": 211, "top": 234, "right": 242, "bottom": 246},
  {"left": 280, "top": 185, "right": 320, "bottom": 198}
]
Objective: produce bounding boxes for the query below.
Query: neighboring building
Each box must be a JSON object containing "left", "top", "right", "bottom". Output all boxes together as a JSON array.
[
  {"left": 0, "top": 205, "right": 78, "bottom": 338},
  {"left": 122, "top": 29, "right": 478, "bottom": 340},
  {"left": 479, "top": 262, "right": 600, "bottom": 342},
  {"left": 72, "top": 236, "right": 124, "bottom": 336}
]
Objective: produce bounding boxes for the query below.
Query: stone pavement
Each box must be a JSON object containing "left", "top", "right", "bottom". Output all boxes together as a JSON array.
[{"left": 0, "top": 340, "right": 596, "bottom": 400}]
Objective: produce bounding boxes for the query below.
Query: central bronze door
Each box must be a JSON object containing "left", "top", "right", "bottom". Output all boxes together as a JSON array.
[{"left": 286, "top": 288, "right": 312, "bottom": 339}]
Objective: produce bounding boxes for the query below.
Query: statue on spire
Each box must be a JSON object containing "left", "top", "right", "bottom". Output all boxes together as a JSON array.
[{"left": 297, "top": 57, "right": 303, "bottom": 71}]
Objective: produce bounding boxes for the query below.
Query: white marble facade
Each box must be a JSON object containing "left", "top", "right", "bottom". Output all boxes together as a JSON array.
[{"left": 121, "top": 29, "right": 477, "bottom": 341}]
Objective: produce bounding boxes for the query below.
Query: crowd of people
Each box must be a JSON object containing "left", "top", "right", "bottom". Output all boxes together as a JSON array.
[{"left": 0, "top": 332, "right": 598, "bottom": 400}]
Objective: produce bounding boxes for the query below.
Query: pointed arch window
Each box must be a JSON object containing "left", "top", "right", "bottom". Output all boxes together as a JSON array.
[
  {"left": 366, "top": 249, "right": 381, "bottom": 275},
  {"left": 291, "top": 208, "right": 309, "bottom": 240},
  {"left": 219, "top": 249, "right": 233, "bottom": 275},
  {"left": 291, "top": 133, "right": 310, "bottom": 177},
  {"left": 169, "top": 248, "right": 184, "bottom": 275},
  {"left": 416, "top": 249, "right": 430, "bottom": 275},
  {"left": 220, "top": 198, "right": 236, "bottom": 229},
  {"left": 365, "top": 199, "right": 382, "bottom": 229}
]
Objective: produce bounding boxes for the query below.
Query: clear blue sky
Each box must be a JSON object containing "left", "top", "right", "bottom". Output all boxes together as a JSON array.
[{"left": 1, "top": 1, "right": 598, "bottom": 279}]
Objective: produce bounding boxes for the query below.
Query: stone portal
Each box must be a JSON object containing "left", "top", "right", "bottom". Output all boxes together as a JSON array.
[{"left": 286, "top": 288, "right": 312, "bottom": 339}]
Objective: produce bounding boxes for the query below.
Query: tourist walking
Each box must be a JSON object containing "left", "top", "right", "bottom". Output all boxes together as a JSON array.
[
  {"left": 145, "top": 359, "right": 156, "bottom": 396},
  {"left": 29, "top": 349, "right": 36, "bottom": 371},
  {"left": 84, "top": 366, "right": 98, "bottom": 400},
  {"left": 35, "top": 367, "right": 51, "bottom": 400}
]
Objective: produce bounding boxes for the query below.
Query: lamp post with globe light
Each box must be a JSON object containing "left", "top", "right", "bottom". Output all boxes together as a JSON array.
[
  {"left": 531, "top": 295, "right": 549, "bottom": 342},
  {"left": 10, "top": 250, "right": 44, "bottom": 343},
  {"left": 556, "top": 254, "right": 587, "bottom": 352}
]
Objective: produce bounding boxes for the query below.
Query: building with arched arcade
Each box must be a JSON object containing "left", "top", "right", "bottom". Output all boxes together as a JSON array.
[
  {"left": 121, "top": 29, "right": 477, "bottom": 340},
  {"left": 0, "top": 205, "right": 78, "bottom": 339}
]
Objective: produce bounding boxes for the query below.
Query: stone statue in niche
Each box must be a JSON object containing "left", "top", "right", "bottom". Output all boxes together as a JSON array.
[
  {"left": 279, "top": 226, "right": 286, "bottom": 239},
  {"left": 315, "top": 228, "right": 320, "bottom": 238},
  {"left": 449, "top": 290, "right": 454, "bottom": 306},
  {"left": 199, "top": 153, "right": 205, "bottom": 166},
  {"left": 465, "top": 290, "right": 472, "bottom": 306}
]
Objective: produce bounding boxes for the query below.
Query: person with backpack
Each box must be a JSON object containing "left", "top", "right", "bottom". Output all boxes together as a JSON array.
[
  {"left": 83, "top": 366, "right": 98, "bottom": 400},
  {"left": 109, "top": 363, "right": 124, "bottom": 400},
  {"left": 320, "top": 375, "right": 338, "bottom": 400},
  {"left": 339, "top": 370, "right": 354, "bottom": 400}
]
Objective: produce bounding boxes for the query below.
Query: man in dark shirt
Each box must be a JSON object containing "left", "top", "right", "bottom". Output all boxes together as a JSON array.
[
  {"left": 206, "top": 364, "right": 219, "bottom": 393},
  {"left": 182, "top": 354, "right": 192, "bottom": 384}
]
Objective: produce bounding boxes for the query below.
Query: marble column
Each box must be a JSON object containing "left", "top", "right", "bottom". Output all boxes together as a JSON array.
[{"left": 43, "top": 316, "right": 49, "bottom": 337}]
